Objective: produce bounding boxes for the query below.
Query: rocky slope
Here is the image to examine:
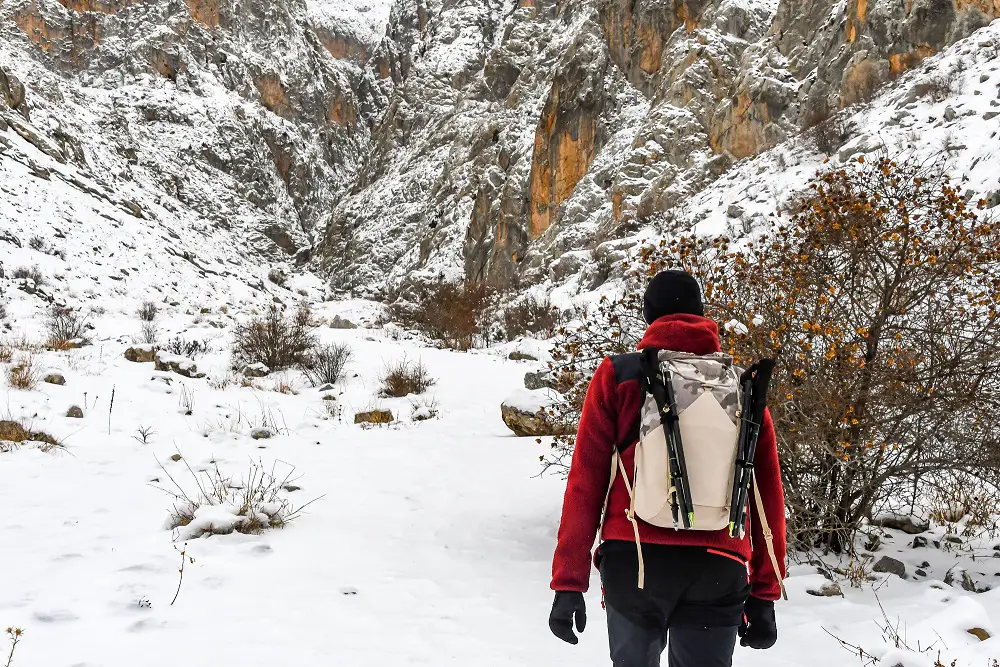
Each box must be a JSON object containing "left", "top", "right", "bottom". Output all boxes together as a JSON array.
[
  {"left": 2, "top": 0, "right": 998, "bottom": 301},
  {"left": 319, "top": 0, "right": 1000, "bottom": 296}
]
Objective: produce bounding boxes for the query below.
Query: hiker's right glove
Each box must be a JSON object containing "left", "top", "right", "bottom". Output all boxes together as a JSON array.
[
  {"left": 549, "top": 591, "right": 587, "bottom": 645},
  {"left": 739, "top": 596, "right": 777, "bottom": 649}
]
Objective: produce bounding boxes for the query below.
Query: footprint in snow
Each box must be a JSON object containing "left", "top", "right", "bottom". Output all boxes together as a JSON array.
[
  {"left": 340, "top": 586, "right": 359, "bottom": 596},
  {"left": 34, "top": 609, "right": 80, "bottom": 623}
]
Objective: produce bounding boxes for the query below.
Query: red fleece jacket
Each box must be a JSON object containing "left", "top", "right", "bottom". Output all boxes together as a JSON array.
[{"left": 550, "top": 314, "right": 787, "bottom": 601}]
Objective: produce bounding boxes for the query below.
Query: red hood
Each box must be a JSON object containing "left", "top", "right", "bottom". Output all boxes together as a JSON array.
[{"left": 638, "top": 313, "right": 721, "bottom": 355}]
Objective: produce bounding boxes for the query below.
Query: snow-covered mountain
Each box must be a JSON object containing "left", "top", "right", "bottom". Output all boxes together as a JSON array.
[{"left": 2, "top": 0, "right": 999, "bottom": 305}]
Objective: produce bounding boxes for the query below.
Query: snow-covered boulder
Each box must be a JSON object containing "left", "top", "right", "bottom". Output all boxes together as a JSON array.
[
  {"left": 154, "top": 351, "right": 205, "bottom": 379},
  {"left": 125, "top": 345, "right": 158, "bottom": 363},
  {"left": 500, "top": 389, "right": 568, "bottom": 438}
]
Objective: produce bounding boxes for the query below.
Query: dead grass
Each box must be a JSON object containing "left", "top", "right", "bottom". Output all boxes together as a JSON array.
[
  {"left": 354, "top": 407, "right": 394, "bottom": 425},
  {"left": 0, "top": 418, "right": 61, "bottom": 451},
  {"left": 380, "top": 358, "right": 436, "bottom": 398},
  {"left": 6, "top": 356, "right": 38, "bottom": 390}
]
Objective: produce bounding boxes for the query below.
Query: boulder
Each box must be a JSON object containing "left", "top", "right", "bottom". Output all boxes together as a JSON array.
[
  {"left": 242, "top": 362, "right": 270, "bottom": 378},
  {"left": 944, "top": 105, "right": 957, "bottom": 122},
  {"left": 874, "top": 514, "right": 929, "bottom": 535},
  {"left": 726, "top": 204, "right": 745, "bottom": 218},
  {"left": 125, "top": 345, "right": 158, "bottom": 363},
  {"left": 872, "top": 556, "right": 906, "bottom": 578},
  {"left": 154, "top": 351, "right": 205, "bottom": 378},
  {"left": 524, "top": 370, "right": 559, "bottom": 391},
  {"left": 508, "top": 351, "right": 538, "bottom": 361},
  {"left": 66, "top": 406, "right": 84, "bottom": 418},
  {"left": 911, "top": 536, "right": 929, "bottom": 548},
  {"left": 329, "top": 315, "right": 357, "bottom": 330},
  {"left": 501, "top": 389, "right": 569, "bottom": 438},
  {"left": 44, "top": 373, "right": 66, "bottom": 386}
]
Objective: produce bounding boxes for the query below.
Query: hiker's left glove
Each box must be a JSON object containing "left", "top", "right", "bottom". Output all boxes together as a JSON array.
[
  {"left": 738, "top": 596, "right": 777, "bottom": 649},
  {"left": 549, "top": 591, "right": 587, "bottom": 645}
]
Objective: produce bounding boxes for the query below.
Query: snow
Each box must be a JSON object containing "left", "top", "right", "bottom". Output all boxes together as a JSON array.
[
  {"left": 3, "top": 281, "right": 1000, "bottom": 664},
  {"left": 504, "top": 387, "right": 559, "bottom": 413}
]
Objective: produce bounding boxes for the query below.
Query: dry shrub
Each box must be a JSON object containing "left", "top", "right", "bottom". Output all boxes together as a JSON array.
[
  {"left": 155, "top": 458, "right": 319, "bottom": 538},
  {"left": 136, "top": 301, "right": 158, "bottom": 322},
  {"left": 232, "top": 305, "right": 317, "bottom": 371},
  {"left": 165, "top": 336, "right": 211, "bottom": 359},
  {"left": 12, "top": 266, "right": 45, "bottom": 288},
  {"left": 301, "top": 343, "right": 353, "bottom": 387},
  {"left": 548, "top": 155, "right": 1000, "bottom": 553},
  {"left": 6, "top": 356, "right": 38, "bottom": 390},
  {"left": 46, "top": 305, "right": 89, "bottom": 347},
  {"left": 354, "top": 407, "right": 394, "bottom": 425},
  {"left": 0, "top": 342, "right": 12, "bottom": 363},
  {"left": 503, "top": 296, "right": 560, "bottom": 340},
  {"left": 0, "top": 418, "right": 61, "bottom": 450},
  {"left": 913, "top": 73, "right": 957, "bottom": 103},
  {"left": 380, "top": 358, "right": 435, "bottom": 397},
  {"left": 393, "top": 281, "right": 497, "bottom": 350}
]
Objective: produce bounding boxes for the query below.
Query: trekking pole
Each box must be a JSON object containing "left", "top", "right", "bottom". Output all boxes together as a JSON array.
[
  {"left": 729, "top": 368, "right": 756, "bottom": 537},
  {"left": 729, "top": 359, "right": 776, "bottom": 538},
  {"left": 662, "top": 371, "right": 695, "bottom": 529}
]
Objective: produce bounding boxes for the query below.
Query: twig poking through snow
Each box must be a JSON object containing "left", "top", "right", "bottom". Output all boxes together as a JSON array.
[{"left": 170, "top": 543, "right": 194, "bottom": 606}]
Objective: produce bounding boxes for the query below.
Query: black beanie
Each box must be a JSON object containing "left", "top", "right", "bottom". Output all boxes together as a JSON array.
[{"left": 643, "top": 270, "right": 704, "bottom": 324}]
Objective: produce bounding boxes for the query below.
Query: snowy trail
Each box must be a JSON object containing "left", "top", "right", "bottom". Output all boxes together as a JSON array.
[{"left": 2, "top": 322, "right": 1000, "bottom": 665}]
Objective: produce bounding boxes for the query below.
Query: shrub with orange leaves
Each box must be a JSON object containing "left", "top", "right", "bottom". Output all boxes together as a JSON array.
[{"left": 546, "top": 155, "right": 1000, "bottom": 553}]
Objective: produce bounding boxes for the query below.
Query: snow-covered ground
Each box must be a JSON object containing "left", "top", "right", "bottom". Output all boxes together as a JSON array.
[{"left": 1, "top": 297, "right": 1000, "bottom": 666}]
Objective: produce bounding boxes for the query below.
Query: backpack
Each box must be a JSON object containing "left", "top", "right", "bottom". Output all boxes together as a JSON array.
[{"left": 601, "top": 348, "right": 786, "bottom": 597}]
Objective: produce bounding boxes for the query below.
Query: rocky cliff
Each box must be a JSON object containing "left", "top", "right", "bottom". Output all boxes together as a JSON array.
[{"left": 2, "top": 0, "right": 998, "bottom": 298}]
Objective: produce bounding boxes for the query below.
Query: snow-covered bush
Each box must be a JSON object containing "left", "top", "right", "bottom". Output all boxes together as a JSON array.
[
  {"left": 136, "top": 300, "right": 158, "bottom": 322},
  {"left": 164, "top": 336, "right": 211, "bottom": 359},
  {"left": 231, "top": 305, "right": 317, "bottom": 371},
  {"left": 156, "top": 459, "right": 316, "bottom": 539},
  {"left": 547, "top": 156, "right": 1000, "bottom": 553},
  {"left": 380, "top": 358, "right": 435, "bottom": 398},
  {"left": 0, "top": 418, "right": 60, "bottom": 451},
  {"left": 301, "top": 342, "right": 353, "bottom": 387},
  {"left": 11, "top": 265, "right": 45, "bottom": 288}
]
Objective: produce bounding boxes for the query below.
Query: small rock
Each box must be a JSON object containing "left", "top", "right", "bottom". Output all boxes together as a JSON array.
[
  {"left": 508, "top": 351, "right": 538, "bottom": 361},
  {"left": 727, "top": 204, "right": 745, "bottom": 218},
  {"left": 125, "top": 345, "right": 158, "bottom": 363},
  {"left": 524, "top": 370, "right": 559, "bottom": 391},
  {"left": 328, "top": 315, "right": 357, "bottom": 330},
  {"left": 282, "top": 484, "right": 301, "bottom": 492},
  {"left": 354, "top": 409, "right": 394, "bottom": 425},
  {"left": 985, "top": 111, "right": 1000, "bottom": 121},
  {"left": 967, "top": 627, "right": 991, "bottom": 641},
  {"left": 919, "top": 561, "right": 930, "bottom": 569},
  {"left": 874, "top": 515, "right": 929, "bottom": 535},
  {"left": 944, "top": 105, "right": 957, "bottom": 121},
  {"left": 242, "top": 362, "right": 270, "bottom": 378},
  {"left": 250, "top": 428, "right": 273, "bottom": 440},
  {"left": 915, "top": 569, "right": 927, "bottom": 577},
  {"left": 944, "top": 566, "right": 977, "bottom": 592},
  {"left": 65, "top": 405, "right": 84, "bottom": 418},
  {"left": 169, "top": 453, "right": 182, "bottom": 462},
  {"left": 322, "top": 394, "right": 336, "bottom": 401},
  {"left": 872, "top": 556, "right": 906, "bottom": 578},
  {"left": 944, "top": 535, "right": 964, "bottom": 545},
  {"left": 44, "top": 373, "right": 66, "bottom": 386},
  {"left": 806, "top": 582, "right": 843, "bottom": 597},
  {"left": 318, "top": 383, "right": 335, "bottom": 392},
  {"left": 912, "top": 536, "right": 929, "bottom": 548}
]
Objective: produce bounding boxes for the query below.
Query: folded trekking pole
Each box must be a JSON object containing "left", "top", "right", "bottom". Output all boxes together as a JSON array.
[
  {"left": 643, "top": 349, "right": 695, "bottom": 529},
  {"left": 728, "top": 359, "right": 776, "bottom": 539}
]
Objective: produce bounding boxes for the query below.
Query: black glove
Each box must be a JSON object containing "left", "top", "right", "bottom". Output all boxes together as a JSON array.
[
  {"left": 739, "top": 596, "right": 777, "bottom": 649},
  {"left": 549, "top": 591, "right": 587, "bottom": 645}
]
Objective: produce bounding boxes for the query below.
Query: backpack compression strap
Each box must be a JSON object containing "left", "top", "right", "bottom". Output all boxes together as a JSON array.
[{"left": 752, "top": 474, "right": 789, "bottom": 600}]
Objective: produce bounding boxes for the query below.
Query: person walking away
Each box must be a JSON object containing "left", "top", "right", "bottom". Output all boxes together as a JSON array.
[{"left": 548, "top": 270, "right": 787, "bottom": 667}]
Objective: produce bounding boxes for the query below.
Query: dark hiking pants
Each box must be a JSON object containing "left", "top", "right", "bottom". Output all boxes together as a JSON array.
[{"left": 598, "top": 541, "right": 751, "bottom": 667}]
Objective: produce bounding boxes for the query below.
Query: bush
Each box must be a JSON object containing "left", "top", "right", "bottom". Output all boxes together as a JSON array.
[
  {"left": 137, "top": 301, "right": 158, "bottom": 322},
  {"left": 393, "top": 280, "right": 497, "bottom": 350},
  {"left": 301, "top": 343, "right": 353, "bottom": 387},
  {"left": 267, "top": 268, "right": 287, "bottom": 286},
  {"left": 28, "top": 235, "right": 45, "bottom": 251},
  {"left": 232, "top": 305, "right": 317, "bottom": 371},
  {"left": 6, "top": 356, "right": 38, "bottom": 390},
  {"left": 380, "top": 358, "right": 435, "bottom": 397},
  {"left": 46, "top": 305, "right": 89, "bottom": 347},
  {"left": 155, "top": 459, "right": 317, "bottom": 538},
  {"left": 913, "top": 73, "right": 956, "bottom": 103},
  {"left": 136, "top": 321, "right": 158, "bottom": 345},
  {"left": 548, "top": 155, "right": 1000, "bottom": 554},
  {"left": 165, "top": 336, "right": 211, "bottom": 359},
  {"left": 502, "top": 296, "right": 560, "bottom": 340},
  {"left": 12, "top": 266, "right": 45, "bottom": 288}
]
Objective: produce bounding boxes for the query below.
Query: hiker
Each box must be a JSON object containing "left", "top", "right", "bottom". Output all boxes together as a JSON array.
[{"left": 548, "top": 270, "right": 787, "bottom": 667}]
